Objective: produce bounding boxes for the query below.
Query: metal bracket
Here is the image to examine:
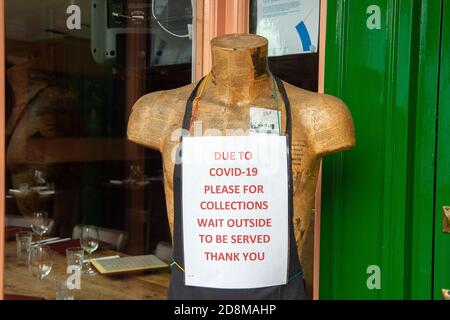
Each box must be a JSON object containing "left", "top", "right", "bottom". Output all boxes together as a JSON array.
[
  {"left": 442, "top": 289, "right": 450, "bottom": 300},
  {"left": 443, "top": 207, "right": 450, "bottom": 233}
]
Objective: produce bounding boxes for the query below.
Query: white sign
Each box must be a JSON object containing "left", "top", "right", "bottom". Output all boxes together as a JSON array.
[
  {"left": 256, "top": 0, "right": 320, "bottom": 56},
  {"left": 182, "top": 136, "right": 289, "bottom": 289}
]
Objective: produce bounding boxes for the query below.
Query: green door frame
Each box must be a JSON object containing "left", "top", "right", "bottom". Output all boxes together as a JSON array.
[
  {"left": 320, "top": 0, "right": 442, "bottom": 299},
  {"left": 434, "top": 0, "right": 450, "bottom": 300}
]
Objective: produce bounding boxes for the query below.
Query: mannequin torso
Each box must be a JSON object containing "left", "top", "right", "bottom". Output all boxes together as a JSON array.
[{"left": 128, "top": 34, "right": 355, "bottom": 294}]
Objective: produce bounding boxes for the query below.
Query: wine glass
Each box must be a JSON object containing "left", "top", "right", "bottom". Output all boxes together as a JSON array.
[
  {"left": 31, "top": 211, "right": 49, "bottom": 244},
  {"left": 34, "top": 169, "right": 46, "bottom": 187},
  {"left": 80, "top": 225, "right": 100, "bottom": 275},
  {"left": 28, "top": 245, "right": 53, "bottom": 281}
]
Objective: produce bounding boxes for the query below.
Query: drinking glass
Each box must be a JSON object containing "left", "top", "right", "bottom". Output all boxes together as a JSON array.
[
  {"left": 80, "top": 225, "right": 99, "bottom": 275},
  {"left": 16, "top": 231, "right": 32, "bottom": 265},
  {"left": 34, "top": 169, "right": 46, "bottom": 186},
  {"left": 28, "top": 245, "right": 53, "bottom": 281},
  {"left": 54, "top": 277, "right": 75, "bottom": 300},
  {"left": 31, "top": 211, "right": 49, "bottom": 244},
  {"left": 66, "top": 247, "right": 84, "bottom": 270}
]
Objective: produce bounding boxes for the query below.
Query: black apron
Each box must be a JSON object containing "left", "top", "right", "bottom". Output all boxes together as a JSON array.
[{"left": 169, "top": 77, "right": 306, "bottom": 300}]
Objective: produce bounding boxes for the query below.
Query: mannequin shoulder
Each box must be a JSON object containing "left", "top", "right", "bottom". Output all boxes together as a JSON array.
[
  {"left": 127, "top": 83, "right": 197, "bottom": 150},
  {"left": 284, "top": 83, "right": 356, "bottom": 157}
]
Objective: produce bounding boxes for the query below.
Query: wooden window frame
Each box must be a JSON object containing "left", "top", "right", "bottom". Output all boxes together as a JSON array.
[{"left": 0, "top": 0, "right": 5, "bottom": 300}]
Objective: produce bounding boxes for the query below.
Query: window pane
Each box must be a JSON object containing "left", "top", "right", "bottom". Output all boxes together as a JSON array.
[
  {"left": 250, "top": 0, "right": 319, "bottom": 92},
  {"left": 4, "top": 0, "right": 192, "bottom": 300}
]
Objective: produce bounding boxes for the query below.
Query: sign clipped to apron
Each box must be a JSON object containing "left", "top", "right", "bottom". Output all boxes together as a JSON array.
[{"left": 182, "top": 135, "right": 289, "bottom": 289}]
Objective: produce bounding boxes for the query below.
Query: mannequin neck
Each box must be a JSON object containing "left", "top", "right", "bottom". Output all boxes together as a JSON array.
[{"left": 207, "top": 34, "right": 272, "bottom": 106}]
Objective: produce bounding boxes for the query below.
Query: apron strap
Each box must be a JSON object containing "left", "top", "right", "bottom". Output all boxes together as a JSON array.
[
  {"left": 181, "top": 77, "right": 207, "bottom": 134},
  {"left": 274, "top": 76, "right": 292, "bottom": 140},
  {"left": 274, "top": 77, "right": 294, "bottom": 243}
]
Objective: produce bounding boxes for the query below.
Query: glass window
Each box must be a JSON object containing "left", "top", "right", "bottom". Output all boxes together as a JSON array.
[
  {"left": 250, "top": 0, "right": 320, "bottom": 92},
  {"left": 4, "top": 0, "right": 192, "bottom": 300}
]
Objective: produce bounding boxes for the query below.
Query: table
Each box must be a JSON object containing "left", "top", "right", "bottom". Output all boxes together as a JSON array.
[{"left": 4, "top": 241, "right": 170, "bottom": 300}]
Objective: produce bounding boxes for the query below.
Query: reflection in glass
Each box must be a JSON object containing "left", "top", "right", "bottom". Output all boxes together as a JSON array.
[
  {"left": 4, "top": 0, "right": 191, "bottom": 300},
  {"left": 31, "top": 211, "right": 49, "bottom": 244}
]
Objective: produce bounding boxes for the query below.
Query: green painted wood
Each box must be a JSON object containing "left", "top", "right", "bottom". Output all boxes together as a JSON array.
[
  {"left": 434, "top": 0, "right": 450, "bottom": 300},
  {"left": 408, "top": 0, "right": 442, "bottom": 300},
  {"left": 320, "top": 0, "right": 440, "bottom": 299}
]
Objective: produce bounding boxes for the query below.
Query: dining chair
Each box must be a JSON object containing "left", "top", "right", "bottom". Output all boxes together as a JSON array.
[
  {"left": 6, "top": 214, "right": 55, "bottom": 234},
  {"left": 154, "top": 241, "right": 172, "bottom": 263}
]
